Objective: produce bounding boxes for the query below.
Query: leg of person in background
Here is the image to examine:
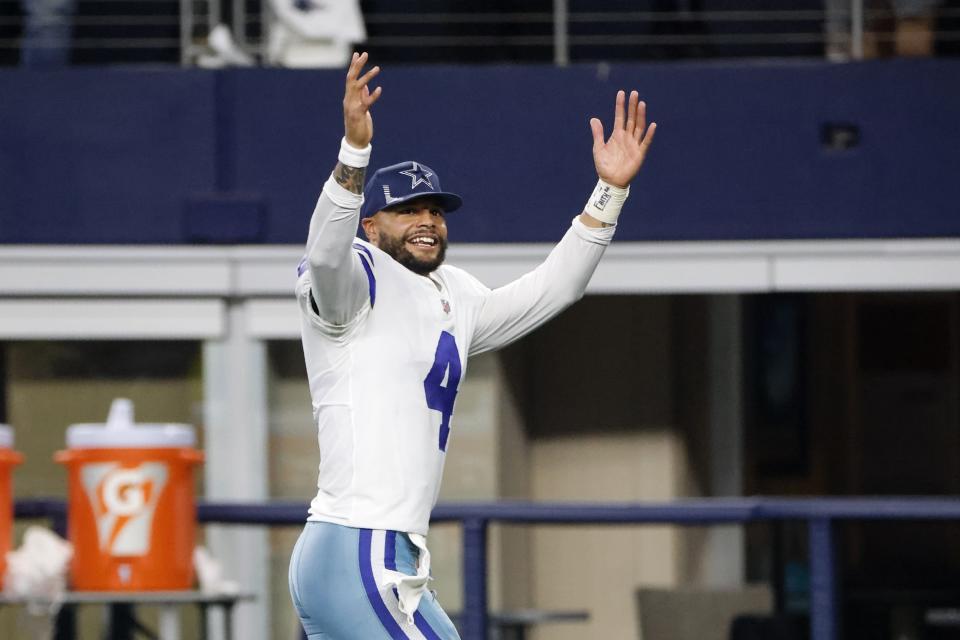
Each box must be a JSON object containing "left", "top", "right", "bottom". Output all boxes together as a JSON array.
[
  {"left": 19, "top": 0, "right": 75, "bottom": 67},
  {"left": 862, "top": 0, "right": 896, "bottom": 58},
  {"left": 893, "top": 0, "right": 940, "bottom": 56},
  {"left": 824, "top": 0, "right": 851, "bottom": 60}
]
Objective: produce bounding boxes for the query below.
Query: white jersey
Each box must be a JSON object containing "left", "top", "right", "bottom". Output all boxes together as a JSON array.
[{"left": 298, "top": 175, "right": 615, "bottom": 536}]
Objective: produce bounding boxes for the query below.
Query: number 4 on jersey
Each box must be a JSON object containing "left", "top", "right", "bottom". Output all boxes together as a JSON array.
[{"left": 423, "top": 331, "right": 462, "bottom": 451}]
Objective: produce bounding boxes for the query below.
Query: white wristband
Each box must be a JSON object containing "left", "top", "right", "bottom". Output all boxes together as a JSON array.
[
  {"left": 583, "top": 179, "right": 629, "bottom": 225},
  {"left": 338, "top": 137, "right": 372, "bottom": 168}
]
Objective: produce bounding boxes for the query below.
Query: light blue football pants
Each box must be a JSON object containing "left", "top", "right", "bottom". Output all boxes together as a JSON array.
[{"left": 289, "top": 521, "right": 461, "bottom": 639}]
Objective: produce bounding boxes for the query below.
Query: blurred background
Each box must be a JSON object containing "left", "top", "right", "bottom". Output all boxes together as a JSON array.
[{"left": 1, "top": 1, "right": 959, "bottom": 639}]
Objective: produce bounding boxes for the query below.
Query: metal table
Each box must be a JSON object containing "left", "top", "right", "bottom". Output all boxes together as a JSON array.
[
  {"left": 448, "top": 609, "right": 589, "bottom": 640},
  {"left": 3, "top": 590, "right": 254, "bottom": 640}
]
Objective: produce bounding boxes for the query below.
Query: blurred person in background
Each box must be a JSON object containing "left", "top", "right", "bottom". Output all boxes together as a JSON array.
[
  {"left": 19, "top": 0, "right": 74, "bottom": 66},
  {"left": 885, "top": 0, "right": 941, "bottom": 55},
  {"left": 826, "top": 0, "right": 941, "bottom": 58},
  {"left": 267, "top": 0, "right": 365, "bottom": 67},
  {"left": 287, "top": 52, "right": 656, "bottom": 638}
]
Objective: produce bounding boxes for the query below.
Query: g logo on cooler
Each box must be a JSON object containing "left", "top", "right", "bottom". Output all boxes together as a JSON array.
[
  {"left": 81, "top": 462, "right": 169, "bottom": 556},
  {"left": 102, "top": 469, "right": 147, "bottom": 517}
]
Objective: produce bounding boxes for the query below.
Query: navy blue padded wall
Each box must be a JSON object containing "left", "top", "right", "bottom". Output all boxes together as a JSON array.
[
  {"left": 0, "top": 60, "right": 958, "bottom": 244},
  {"left": 0, "top": 69, "right": 216, "bottom": 243}
]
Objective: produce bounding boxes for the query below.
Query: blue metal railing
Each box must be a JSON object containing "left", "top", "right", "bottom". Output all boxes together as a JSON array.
[{"left": 16, "top": 497, "right": 960, "bottom": 640}]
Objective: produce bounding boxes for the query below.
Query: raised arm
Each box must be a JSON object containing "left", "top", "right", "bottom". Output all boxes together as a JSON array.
[
  {"left": 470, "top": 90, "right": 656, "bottom": 354},
  {"left": 580, "top": 90, "right": 657, "bottom": 228},
  {"left": 303, "top": 52, "right": 383, "bottom": 326}
]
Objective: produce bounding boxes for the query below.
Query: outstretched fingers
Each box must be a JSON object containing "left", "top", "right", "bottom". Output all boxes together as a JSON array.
[
  {"left": 628, "top": 97, "right": 657, "bottom": 153},
  {"left": 363, "top": 85, "right": 383, "bottom": 108},
  {"left": 590, "top": 118, "right": 605, "bottom": 153},
  {"left": 357, "top": 64, "right": 381, "bottom": 89},
  {"left": 344, "top": 52, "right": 382, "bottom": 112},
  {"left": 612, "top": 90, "right": 625, "bottom": 135},
  {"left": 641, "top": 122, "right": 658, "bottom": 150},
  {"left": 633, "top": 100, "right": 646, "bottom": 143},
  {"left": 625, "top": 91, "right": 639, "bottom": 136},
  {"left": 345, "top": 51, "right": 366, "bottom": 85},
  {"left": 357, "top": 63, "right": 382, "bottom": 108},
  {"left": 345, "top": 52, "right": 380, "bottom": 95},
  {"left": 342, "top": 52, "right": 381, "bottom": 149}
]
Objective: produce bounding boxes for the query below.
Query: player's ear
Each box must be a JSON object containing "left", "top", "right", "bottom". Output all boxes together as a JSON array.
[{"left": 361, "top": 217, "right": 377, "bottom": 244}]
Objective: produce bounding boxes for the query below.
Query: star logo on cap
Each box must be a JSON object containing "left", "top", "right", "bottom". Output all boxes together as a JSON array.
[{"left": 399, "top": 163, "right": 434, "bottom": 190}]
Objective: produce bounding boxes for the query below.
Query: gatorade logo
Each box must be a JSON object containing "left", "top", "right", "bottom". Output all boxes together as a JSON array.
[{"left": 80, "top": 462, "right": 169, "bottom": 557}]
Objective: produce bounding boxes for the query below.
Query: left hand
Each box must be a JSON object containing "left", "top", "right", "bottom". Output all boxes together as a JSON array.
[{"left": 590, "top": 90, "right": 657, "bottom": 188}]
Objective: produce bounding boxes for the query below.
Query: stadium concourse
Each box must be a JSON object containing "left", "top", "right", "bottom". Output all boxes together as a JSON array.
[{"left": 1, "top": 2, "right": 960, "bottom": 640}]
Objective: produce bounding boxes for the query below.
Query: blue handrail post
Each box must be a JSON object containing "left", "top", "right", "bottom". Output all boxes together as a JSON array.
[
  {"left": 809, "top": 517, "right": 838, "bottom": 640},
  {"left": 462, "top": 517, "right": 489, "bottom": 640}
]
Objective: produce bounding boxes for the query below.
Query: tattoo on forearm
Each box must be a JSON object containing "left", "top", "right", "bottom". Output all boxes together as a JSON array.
[{"left": 334, "top": 162, "right": 366, "bottom": 194}]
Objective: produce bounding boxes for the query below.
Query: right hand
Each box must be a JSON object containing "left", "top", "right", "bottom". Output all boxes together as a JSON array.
[
  {"left": 590, "top": 90, "right": 656, "bottom": 189},
  {"left": 343, "top": 52, "right": 382, "bottom": 149}
]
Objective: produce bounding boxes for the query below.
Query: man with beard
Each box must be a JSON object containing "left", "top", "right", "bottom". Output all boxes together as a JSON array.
[{"left": 289, "top": 52, "right": 656, "bottom": 640}]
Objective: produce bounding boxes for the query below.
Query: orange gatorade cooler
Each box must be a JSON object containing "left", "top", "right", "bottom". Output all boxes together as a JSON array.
[
  {"left": 0, "top": 424, "right": 24, "bottom": 589},
  {"left": 55, "top": 399, "right": 203, "bottom": 591}
]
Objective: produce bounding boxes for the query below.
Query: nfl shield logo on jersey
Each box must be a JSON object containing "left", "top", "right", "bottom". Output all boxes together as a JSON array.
[{"left": 441, "top": 299, "right": 451, "bottom": 314}]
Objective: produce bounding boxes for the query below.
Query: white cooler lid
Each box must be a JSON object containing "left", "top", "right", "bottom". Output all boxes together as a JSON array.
[
  {"left": 0, "top": 424, "right": 13, "bottom": 449},
  {"left": 66, "top": 398, "right": 196, "bottom": 449}
]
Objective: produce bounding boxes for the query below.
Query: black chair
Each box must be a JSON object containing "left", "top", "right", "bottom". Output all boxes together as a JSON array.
[{"left": 729, "top": 614, "right": 808, "bottom": 640}]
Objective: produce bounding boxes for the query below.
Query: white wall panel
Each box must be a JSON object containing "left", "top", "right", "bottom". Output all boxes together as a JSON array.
[
  {"left": 774, "top": 254, "right": 960, "bottom": 291},
  {"left": 0, "top": 247, "right": 230, "bottom": 295},
  {"left": 0, "top": 299, "right": 224, "bottom": 338},
  {"left": 246, "top": 299, "right": 300, "bottom": 339},
  {"left": 2, "top": 240, "right": 960, "bottom": 299}
]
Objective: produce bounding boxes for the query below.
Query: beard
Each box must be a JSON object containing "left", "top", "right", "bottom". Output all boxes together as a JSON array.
[{"left": 376, "top": 232, "right": 448, "bottom": 276}]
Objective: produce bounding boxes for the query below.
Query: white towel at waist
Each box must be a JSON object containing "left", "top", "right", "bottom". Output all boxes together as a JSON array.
[{"left": 380, "top": 532, "right": 431, "bottom": 625}]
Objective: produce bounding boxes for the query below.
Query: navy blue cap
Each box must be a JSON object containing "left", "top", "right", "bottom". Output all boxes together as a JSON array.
[{"left": 360, "top": 161, "right": 463, "bottom": 218}]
